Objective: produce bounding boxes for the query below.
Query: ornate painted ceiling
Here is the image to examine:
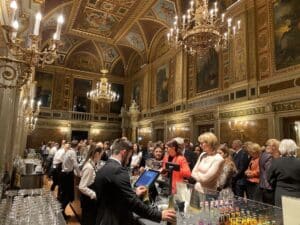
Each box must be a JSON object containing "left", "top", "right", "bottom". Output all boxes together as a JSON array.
[
  {"left": 37, "top": 0, "right": 235, "bottom": 76},
  {"left": 39, "top": 0, "right": 181, "bottom": 76}
]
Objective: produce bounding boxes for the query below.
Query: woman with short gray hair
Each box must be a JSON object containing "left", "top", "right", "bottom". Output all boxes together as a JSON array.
[
  {"left": 278, "top": 139, "right": 298, "bottom": 157},
  {"left": 267, "top": 139, "right": 300, "bottom": 207}
]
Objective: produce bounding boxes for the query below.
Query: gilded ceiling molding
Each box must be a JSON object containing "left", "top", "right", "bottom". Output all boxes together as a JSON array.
[
  {"left": 38, "top": 65, "right": 124, "bottom": 85},
  {"left": 92, "top": 40, "right": 105, "bottom": 68},
  {"left": 42, "top": 2, "right": 73, "bottom": 21},
  {"left": 64, "top": 40, "right": 104, "bottom": 68},
  {"left": 136, "top": 21, "right": 149, "bottom": 53},
  {"left": 113, "top": 49, "right": 126, "bottom": 74},
  {"left": 139, "top": 17, "right": 168, "bottom": 28},
  {"left": 110, "top": 57, "right": 124, "bottom": 76},
  {"left": 114, "top": 0, "right": 158, "bottom": 44},
  {"left": 117, "top": 44, "right": 144, "bottom": 62},
  {"left": 148, "top": 28, "right": 172, "bottom": 64},
  {"left": 33, "top": 0, "right": 44, "bottom": 4}
]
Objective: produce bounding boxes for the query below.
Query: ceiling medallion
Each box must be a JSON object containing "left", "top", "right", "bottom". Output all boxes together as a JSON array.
[{"left": 167, "top": 0, "right": 241, "bottom": 58}]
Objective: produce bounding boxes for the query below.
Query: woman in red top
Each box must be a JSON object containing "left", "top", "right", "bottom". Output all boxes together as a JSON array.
[
  {"left": 245, "top": 143, "right": 261, "bottom": 200},
  {"left": 162, "top": 139, "right": 191, "bottom": 194}
]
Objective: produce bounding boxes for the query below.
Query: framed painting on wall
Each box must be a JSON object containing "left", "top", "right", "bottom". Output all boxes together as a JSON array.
[
  {"left": 196, "top": 48, "right": 219, "bottom": 93},
  {"left": 156, "top": 64, "right": 169, "bottom": 105},
  {"left": 35, "top": 72, "right": 53, "bottom": 108},
  {"left": 73, "top": 78, "right": 92, "bottom": 113},
  {"left": 273, "top": 0, "right": 300, "bottom": 70}
]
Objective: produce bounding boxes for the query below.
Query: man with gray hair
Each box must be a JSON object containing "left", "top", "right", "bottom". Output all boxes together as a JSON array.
[{"left": 94, "top": 138, "right": 176, "bottom": 225}]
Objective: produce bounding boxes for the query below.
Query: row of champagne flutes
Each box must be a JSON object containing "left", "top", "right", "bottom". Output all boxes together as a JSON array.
[{"left": 0, "top": 188, "right": 64, "bottom": 225}]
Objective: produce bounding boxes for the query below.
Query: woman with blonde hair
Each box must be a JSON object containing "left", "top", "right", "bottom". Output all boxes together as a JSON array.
[
  {"left": 217, "top": 144, "right": 237, "bottom": 200},
  {"left": 245, "top": 143, "right": 261, "bottom": 200},
  {"left": 192, "top": 132, "right": 224, "bottom": 202},
  {"left": 268, "top": 139, "right": 300, "bottom": 207}
]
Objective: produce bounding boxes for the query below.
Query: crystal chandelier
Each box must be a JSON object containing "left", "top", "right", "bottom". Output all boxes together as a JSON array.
[
  {"left": 167, "top": 0, "right": 241, "bottom": 57},
  {"left": 87, "top": 69, "right": 119, "bottom": 104},
  {"left": 0, "top": 0, "right": 64, "bottom": 89},
  {"left": 23, "top": 98, "right": 41, "bottom": 132}
]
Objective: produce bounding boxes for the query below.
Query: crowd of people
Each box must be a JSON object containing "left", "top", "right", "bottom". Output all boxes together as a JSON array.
[{"left": 39, "top": 133, "right": 300, "bottom": 225}]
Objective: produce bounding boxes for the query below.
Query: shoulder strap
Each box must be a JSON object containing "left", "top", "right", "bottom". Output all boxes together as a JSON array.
[{"left": 199, "top": 152, "right": 207, "bottom": 162}]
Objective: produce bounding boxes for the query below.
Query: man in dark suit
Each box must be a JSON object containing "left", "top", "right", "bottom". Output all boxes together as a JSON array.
[
  {"left": 182, "top": 138, "right": 197, "bottom": 170},
  {"left": 94, "top": 138, "right": 176, "bottom": 225},
  {"left": 231, "top": 140, "right": 250, "bottom": 197}
]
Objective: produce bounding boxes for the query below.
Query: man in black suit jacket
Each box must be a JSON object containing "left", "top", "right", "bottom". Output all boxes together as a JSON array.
[
  {"left": 232, "top": 140, "right": 250, "bottom": 197},
  {"left": 94, "top": 138, "right": 175, "bottom": 225},
  {"left": 183, "top": 138, "right": 198, "bottom": 170}
]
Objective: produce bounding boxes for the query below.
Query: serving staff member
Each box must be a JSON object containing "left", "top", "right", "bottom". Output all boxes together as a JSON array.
[
  {"left": 60, "top": 140, "right": 81, "bottom": 219},
  {"left": 79, "top": 144, "right": 103, "bottom": 225}
]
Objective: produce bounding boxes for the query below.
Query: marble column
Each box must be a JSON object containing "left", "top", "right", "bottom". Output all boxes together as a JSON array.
[{"left": 0, "top": 88, "right": 19, "bottom": 172}]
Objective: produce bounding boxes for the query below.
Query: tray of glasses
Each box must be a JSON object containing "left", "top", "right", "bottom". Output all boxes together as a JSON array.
[{"left": 0, "top": 188, "right": 65, "bottom": 225}]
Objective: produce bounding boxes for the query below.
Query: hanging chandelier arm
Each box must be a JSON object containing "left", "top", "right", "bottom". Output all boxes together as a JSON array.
[{"left": 0, "top": 56, "right": 27, "bottom": 64}]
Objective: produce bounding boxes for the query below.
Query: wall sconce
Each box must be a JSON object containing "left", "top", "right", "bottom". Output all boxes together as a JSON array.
[
  {"left": 228, "top": 120, "right": 253, "bottom": 140},
  {"left": 91, "top": 128, "right": 100, "bottom": 135},
  {"left": 60, "top": 127, "right": 69, "bottom": 134},
  {"left": 139, "top": 127, "right": 152, "bottom": 133},
  {"left": 168, "top": 125, "right": 190, "bottom": 132}
]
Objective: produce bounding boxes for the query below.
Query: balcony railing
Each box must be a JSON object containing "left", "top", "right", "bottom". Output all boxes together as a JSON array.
[{"left": 38, "top": 109, "right": 121, "bottom": 123}]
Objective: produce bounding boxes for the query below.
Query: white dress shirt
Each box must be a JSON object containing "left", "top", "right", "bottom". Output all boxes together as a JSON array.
[
  {"left": 79, "top": 159, "right": 96, "bottom": 199},
  {"left": 130, "top": 152, "right": 142, "bottom": 168},
  {"left": 53, "top": 148, "right": 65, "bottom": 166},
  {"left": 49, "top": 146, "right": 57, "bottom": 157},
  {"left": 62, "top": 149, "right": 80, "bottom": 174}
]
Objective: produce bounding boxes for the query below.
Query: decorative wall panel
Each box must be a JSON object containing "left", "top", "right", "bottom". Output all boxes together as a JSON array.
[{"left": 220, "top": 119, "right": 268, "bottom": 146}]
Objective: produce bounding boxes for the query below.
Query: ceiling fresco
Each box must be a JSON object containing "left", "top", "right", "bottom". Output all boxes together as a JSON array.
[
  {"left": 69, "top": 0, "right": 143, "bottom": 41},
  {"left": 97, "top": 42, "right": 119, "bottom": 62},
  {"left": 152, "top": 0, "right": 176, "bottom": 26},
  {"left": 41, "top": 0, "right": 178, "bottom": 75}
]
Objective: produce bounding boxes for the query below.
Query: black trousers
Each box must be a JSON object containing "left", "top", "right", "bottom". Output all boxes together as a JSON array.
[
  {"left": 246, "top": 181, "right": 259, "bottom": 201},
  {"left": 80, "top": 194, "right": 97, "bottom": 225},
  {"left": 233, "top": 182, "right": 247, "bottom": 198},
  {"left": 50, "top": 163, "right": 62, "bottom": 191},
  {"left": 59, "top": 172, "right": 74, "bottom": 212},
  {"left": 259, "top": 188, "right": 275, "bottom": 205}
]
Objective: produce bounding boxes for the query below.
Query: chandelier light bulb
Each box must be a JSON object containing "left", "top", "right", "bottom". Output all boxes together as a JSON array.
[
  {"left": 57, "top": 15, "right": 64, "bottom": 24},
  {"left": 10, "top": 0, "right": 18, "bottom": 26},
  {"left": 233, "top": 26, "right": 236, "bottom": 35},
  {"left": 10, "top": 0, "right": 17, "bottom": 9},
  {"left": 237, "top": 20, "right": 241, "bottom": 30},
  {"left": 227, "top": 18, "right": 232, "bottom": 27},
  {"left": 221, "top": 13, "right": 225, "bottom": 22},
  {"left": 55, "top": 15, "right": 64, "bottom": 40},
  {"left": 33, "top": 12, "right": 42, "bottom": 35}
]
